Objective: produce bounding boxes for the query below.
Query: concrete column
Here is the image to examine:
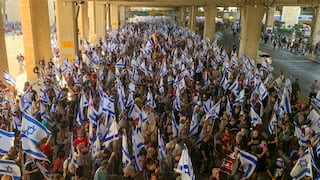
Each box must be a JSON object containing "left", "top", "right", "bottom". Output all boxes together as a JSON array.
[
  {"left": 78, "top": 1, "right": 89, "bottom": 41},
  {"left": 180, "top": 7, "right": 186, "bottom": 27},
  {"left": 189, "top": 6, "right": 197, "bottom": 32},
  {"left": 88, "top": 2, "right": 96, "bottom": 42},
  {"left": 119, "top": 6, "right": 126, "bottom": 27},
  {"left": 311, "top": 6, "right": 320, "bottom": 47},
  {"left": 95, "top": 3, "right": 107, "bottom": 38},
  {"left": 203, "top": 5, "right": 217, "bottom": 42},
  {"left": 106, "top": 4, "right": 111, "bottom": 31},
  {"left": 239, "top": 6, "right": 265, "bottom": 58},
  {"left": 55, "top": 0, "right": 77, "bottom": 61},
  {"left": 0, "top": 9, "right": 9, "bottom": 81},
  {"left": 265, "top": 7, "right": 275, "bottom": 33},
  {"left": 110, "top": 4, "right": 119, "bottom": 31},
  {"left": 20, "top": 0, "right": 52, "bottom": 80}
]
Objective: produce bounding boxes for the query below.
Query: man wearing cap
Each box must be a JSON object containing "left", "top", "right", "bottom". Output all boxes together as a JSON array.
[{"left": 267, "top": 158, "right": 286, "bottom": 180}]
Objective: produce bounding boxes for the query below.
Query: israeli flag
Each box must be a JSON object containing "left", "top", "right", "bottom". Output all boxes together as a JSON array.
[
  {"left": 220, "top": 75, "right": 229, "bottom": 90},
  {"left": 229, "top": 78, "right": 239, "bottom": 95},
  {"left": 147, "top": 89, "right": 156, "bottom": 109},
  {"left": 188, "top": 108, "right": 199, "bottom": 136},
  {"left": 19, "top": 88, "right": 32, "bottom": 113},
  {"left": 268, "top": 113, "right": 278, "bottom": 134},
  {"left": 126, "top": 92, "right": 134, "bottom": 108},
  {"left": 115, "top": 58, "right": 125, "bottom": 68},
  {"left": 50, "top": 104, "right": 58, "bottom": 113},
  {"left": 206, "top": 101, "right": 220, "bottom": 120},
  {"left": 0, "top": 129, "right": 15, "bottom": 155},
  {"left": 0, "top": 159, "right": 21, "bottom": 180},
  {"left": 158, "top": 129, "right": 167, "bottom": 159},
  {"left": 103, "top": 120, "right": 119, "bottom": 148},
  {"left": 128, "top": 103, "right": 141, "bottom": 120},
  {"left": 91, "top": 134, "right": 101, "bottom": 160},
  {"left": 172, "top": 111, "right": 179, "bottom": 137},
  {"left": 132, "top": 128, "right": 144, "bottom": 172},
  {"left": 21, "top": 137, "right": 49, "bottom": 162},
  {"left": 76, "top": 97, "right": 85, "bottom": 126},
  {"left": 148, "top": 63, "right": 153, "bottom": 77},
  {"left": 87, "top": 94, "right": 98, "bottom": 125},
  {"left": 35, "top": 161, "right": 52, "bottom": 180},
  {"left": 122, "top": 130, "right": 130, "bottom": 167},
  {"left": 307, "top": 108, "right": 320, "bottom": 123},
  {"left": 226, "top": 97, "right": 232, "bottom": 119},
  {"left": 314, "top": 92, "right": 320, "bottom": 109},
  {"left": 174, "top": 144, "right": 195, "bottom": 180},
  {"left": 39, "top": 88, "right": 51, "bottom": 105},
  {"left": 3, "top": 70, "right": 16, "bottom": 86},
  {"left": 128, "top": 82, "right": 136, "bottom": 93},
  {"left": 21, "top": 113, "right": 51, "bottom": 144},
  {"left": 279, "top": 87, "right": 291, "bottom": 117},
  {"left": 250, "top": 107, "right": 262, "bottom": 127},
  {"left": 12, "top": 114, "right": 21, "bottom": 131},
  {"left": 88, "top": 117, "right": 95, "bottom": 144},
  {"left": 69, "top": 134, "right": 78, "bottom": 168},
  {"left": 203, "top": 97, "right": 212, "bottom": 114},
  {"left": 173, "top": 90, "right": 181, "bottom": 112},
  {"left": 53, "top": 85, "right": 63, "bottom": 101},
  {"left": 139, "top": 60, "right": 148, "bottom": 76},
  {"left": 294, "top": 123, "right": 307, "bottom": 147},
  {"left": 159, "top": 61, "right": 168, "bottom": 77},
  {"left": 238, "top": 149, "right": 257, "bottom": 179},
  {"left": 117, "top": 78, "right": 126, "bottom": 110},
  {"left": 316, "top": 143, "right": 320, "bottom": 157},
  {"left": 290, "top": 149, "right": 313, "bottom": 180}
]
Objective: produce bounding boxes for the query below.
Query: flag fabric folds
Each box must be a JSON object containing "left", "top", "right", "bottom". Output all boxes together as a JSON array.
[
  {"left": 147, "top": 89, "right": 156, "bottom": 109},
  {"left": 158, "top": 129, "right": 167, "bottom": 159},
  {"left": 250, "top": 107, "right": 262, "bottom": 127},
  {"left": 172, "top": 112, "right": 179, "bottom": 137},
  {"left": 0, "top": 129, "right": 15, "bottom": 155},
  {"left": 21, "top": 113, "right": 51, "bottom": 144},
  {"left": 238, "top": 149, "right": 257, "bottom": 179},
  {"left": 21, "top": 137, "right": 49, "bottom": 162},
  {"left": 103, "top": 120, "right": 119, "bottom": 148},
  {"left": 206, "top": 101, "right": 220, "bottom": 120},
  {"left": 35, "top": 161, "right": 52, "bottom": 180},
  {"left": 3, "top": 71, "right": 16, "bottom": 86},
  {"left": 174, "top": 144, "right": 195, "bottom": 180},
  {"left": 290, "top": 149, "right": 313, "bottom": 180},
  {"left": 122, "top": 130, "right": 130, "bottom": 167},
  {"left": 0, "top": 159, "right": 21, "bottom": 180}
]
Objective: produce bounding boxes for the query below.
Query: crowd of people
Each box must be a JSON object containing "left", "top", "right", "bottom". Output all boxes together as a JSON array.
[{"left": 0, "top": 16, "right": 320, "bottom": 180}]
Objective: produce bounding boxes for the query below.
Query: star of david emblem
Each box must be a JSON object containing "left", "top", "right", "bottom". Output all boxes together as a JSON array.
[
  {"left": 299, "top": 159, "right": 307, "bottom": 169},
  {"left": 25, "top": 126, "right": 36, "bottom": 136},
  {"left": 6, "top": 166, "right": 12, "bottom": 173}
]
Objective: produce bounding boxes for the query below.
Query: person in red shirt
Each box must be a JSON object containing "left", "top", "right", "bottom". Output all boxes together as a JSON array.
[
  {"left": 41, "top": 135, "right": 53, "bottom": 162},
  {"left": 73, "top": 130, "right": 89, "bottom": 155}
]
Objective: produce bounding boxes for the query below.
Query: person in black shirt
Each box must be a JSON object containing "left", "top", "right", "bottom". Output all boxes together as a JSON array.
[
  {"left": 24, "top": 155, "right": 43, "bottom": 180},
  {"left": 200, "top": 135, "right": 213, "bottom": 174}
]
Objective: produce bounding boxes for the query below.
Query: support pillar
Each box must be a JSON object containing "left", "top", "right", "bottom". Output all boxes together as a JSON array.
[
  {"left": 180, "top": 7, "right": 186, "bottom": 27},
  {"left": 265, "top": 7, "right": 275, "bottom": 33},
  {"left": 110, "top": 4, "right": 119, "bottom": 31},
  {"left": 119, "top": 6, "right": 126, "bottom": 27},
  {"left": 78, "top": 1, "right": 89, "bottom": 41},
  {"left": 310, "top": 6, "right": 320, "bottom": 47},
  {"left": 239, "top": 6, "right": 265, "bottom": 58},
  {"left": 203, "top": 5, "right": 217, "bottom": 42},
  {"left": 95, "top": 3, "right": 107, "bottom": 39},
  {"left": 20, "top": 0, "right": 52, "bottom": 80},
  {"left": 189, "top": 6, "right": 196, "bottom": 32},
  {"left": 88, "top": 2, "right": 96, "bottom": 42},
  {"left": 0, "top": 9, "right": 9, "bottom": 80},
  {"left": 55, "top": 0, "right": 77, "bottom": 61}
]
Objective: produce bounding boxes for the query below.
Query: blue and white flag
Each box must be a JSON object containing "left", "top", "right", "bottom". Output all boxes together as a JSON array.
[
  {"left": 0, "top": 129, "right": 15, "bottom": 155},
  {"left": 3, "top": 71, "right": 15, "bottom": 86},
  {"left": 172, "top": 111, "right": 179, "bottom": 137},
  {"left": 117, "top": 78, "right": 126, "bottom": 110},
  {"left": 39, "top": 88, "right": 51, "bottom": 105},
  {"left": 35, "top": 161, "right": 52, "bottom": 180},
  {"left": 0, "top": 159, "right": 21, "bottom": 180},
  {"left": 132, "top": 128, "right": 143, "bottom": 172},
  {"left": 139, "top": 60, "right": 148, "bottom": 76},
  {"left": 122, "top": 130, "right": 130, "bottom": 167},
  {"left": 19, "top": 88, "right": 32, "bottom": 113},
  {"left": 88, "top": 117, "right": 95, "bottom": 144},
  {"left": 234, "top": 89, "right": 245, "bottom": 104},
  {"left": 307, "top": 108, "right": 320, "bottom": 123},
  {"left": 173, "top": 93, "right": 181, "bottom": 112},
  {"left": 115, "top": 58, "right": 125, "bottom": 68},
  {"left": 148, "top": 63, "right": 153, "bottom": 77},
  {"left": 174, "top": 144, "right": 195, "bottom": 180},
  {"left": 147, "top": 89, "right": 156, "bottom": 109},
  {"left": 250, "top": 107, "right": 262, "bottom": 127},
  {"left": 103, "top": 120, "right": 119, "bottom": 148},
  {"left": 188, "top": 108, "right": 199, "bottom": 136},
  {"left": 76, "top": 95, "right": 85, "bottom": 126},
  {"left": 238, "top": 149, "right": 257, "bottom": 179},
  {"left": 87, "top": 94, "right": 98, "bottom": 125},
  {"left": 229, "top": 78, "right": 239, "bottom": 95},
  {"left": 314, "top": 92, "right": 320, "bottom": 110},
  {"left": 290, "top": 149, "right": 313, "bottom": 180},
  {"left": 268, "top": 113, "right": 278, "bottom": 134},
  {"left": 128, "top": 82, "right": 136, "bottom": 93},
  {"left": 91, "top": 134, "right": 101, "bottom": 160},
  {"left": 158, "top": 129, "right": 167, "bottom": 159},
  {"left": 52, "top": 85, "right": 63, "bottom": 101},
  {"left": 128, "top": 103, "right": 141, "bottom": 120},
  {"left": 21, "top": 113, "right": 51, "bottom": 143},
  {"left": 220, "top": 75, "right": 229, "bottom": 90},
  {"left": 316, "top": 143, "right": 320, "bottom": 157},
  {"left": 126, "top": 92, "right": 134, "bottom": 108},
  {"left": 12, "top": 114, "right": 21, "bottom": 131},
  {"left": 159, "top": 77, "right": 164, "bottom": 93},
  {"left": 226, "top": 97, "right": 232, "bottom": 119},
  {"left": 69, "top": 134, "right": 78, "bottom": 168},
  {"left": 203, "top": 97, "right": 212, "bottom": 114},
  {"left": 279, "top": 87, "right": 291, "bottom": 117},
  {"left": 206, "top": 101, "right": 220, "bottom": 120},
  {"left": 294, "top": 123, "right": 307, "bottom": 147},
  {"left": 21, "top": 137, "right": 49, "bottom": 162}
]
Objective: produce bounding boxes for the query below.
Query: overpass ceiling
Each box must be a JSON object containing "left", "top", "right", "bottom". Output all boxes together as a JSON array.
[{"left": 70, "top": 0, "right": 320, "bottom": 7}]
